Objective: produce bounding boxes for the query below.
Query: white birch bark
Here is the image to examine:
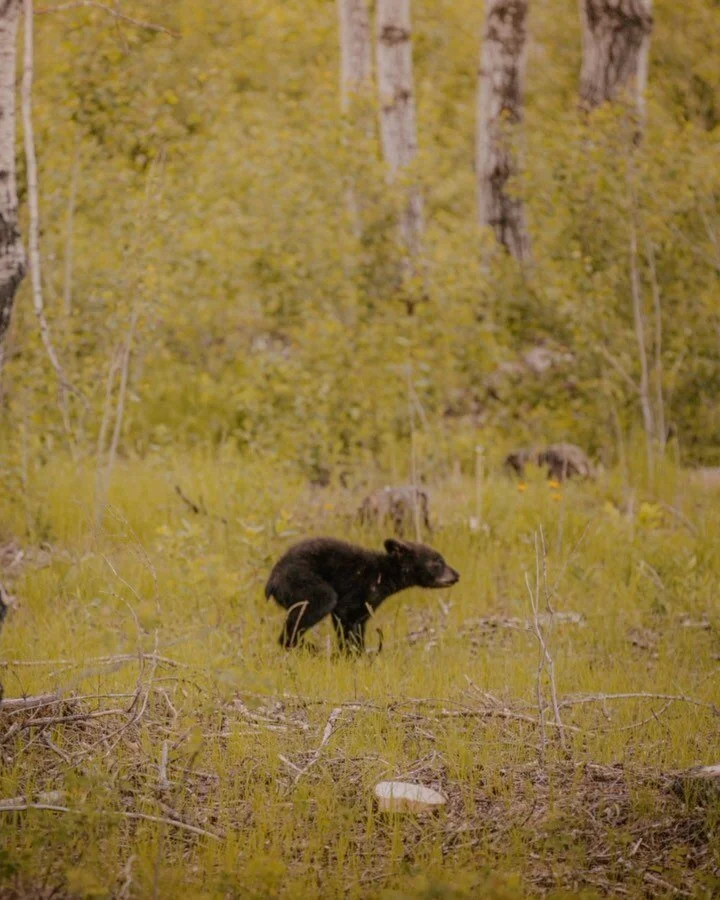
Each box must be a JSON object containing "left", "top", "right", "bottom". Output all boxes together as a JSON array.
[
  {"left": 337, "top": 0, "right": 372, "bottom": 240},
  {"left": 0, "top": 0, "right": 25, "bottom": 365},
  {"left": 579, "top": 0, "right": 653, "bottom": 119},
  {"left": 338, "top": 0, "right": 372, "bottom": 115},
  {"left": 476, "top": 0, "right": 531, "bottom": 265},
  {"left": 376, "top": 0, "right": 423, "bottom": 261}
]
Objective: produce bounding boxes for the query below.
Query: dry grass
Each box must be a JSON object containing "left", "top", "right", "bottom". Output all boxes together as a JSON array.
[{"left": 0, "top": 449, "right": 719, "bottom": 897}]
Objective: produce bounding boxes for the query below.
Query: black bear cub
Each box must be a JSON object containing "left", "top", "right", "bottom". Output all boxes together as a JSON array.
[{"left": 265, "top": 537, "right": 460, "bottom": 652}]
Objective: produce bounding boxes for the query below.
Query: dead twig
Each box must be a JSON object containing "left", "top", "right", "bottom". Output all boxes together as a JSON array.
[
  {"left": 559, "top": 692, "right": 718, "bottom": 714},
  {"left": 232, "top": 698, "right": 310, "bottom": 732},
  {"left": 35, "top": 1, "right": 178, "bottom": 36},
  {"left": 526, "top": 529, "right": 566, "bottom": 756},
  {"left": 174, "top": 484, "right": 228, "bottom": 525},
  {"left": 11, "top": 708, "right": 126, "bottom": 730},
  {"left": 409, "top": 707, "right": 580, "bottom": 732},
  {"left": 0, "top": 799, "right": 221, "bottom": 840},
  {"left": 657, "top": 501, "right": 698, "bottom": 536},
  {"left": 642, "top": 871, "right": 691, "bottom": 897},
  {"left": 1, "top": 691, "right": 61, "bottom": 712},
  {"left": 289, "top": 707, "right": 345, "bottom": 784},
  {"left": 157, "top": 740, "right": 170, "bottom": 792},
  {"left": 1, "top": 653, "right": 188, "bottom": 670},
  {"left": 175, "top": 484, "right": 201, "bottom": 515}
]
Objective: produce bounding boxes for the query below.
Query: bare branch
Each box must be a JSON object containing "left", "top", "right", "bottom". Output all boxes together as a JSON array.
[
  {"left": 35, "top": 1, "right": 178, "bottom": 36},
  {"left": 0, "top": 799, "right": 221, "bottom": 840},
  {"left": 596, "top": 343, "right": 639, "bottom": 394},
  {"left": 22, "top": 0, "right": 85, "bottom": 430},
  {"left": 526, "top": 530, "right": 566, "bottom": 758},
  {"left": 1, "top": 692, "right": 61, "bottom": 712},
  {"left": 644, "top": 235, "right": 665, "bottom": 449},
  {"left": 628, "top": 207, "right": 654, "bottom": 466},
  {"left": 668, "top": 223, "right": 720, "bottom": 273},
  {"left": 292, "top": 706, "right": 344, "bottom": 783},
  {"left": 559, "top": 692, "right": 718, "bottom": 714},
  {"left": 62, "top": 136, "right": 80, "bottom": 316}
]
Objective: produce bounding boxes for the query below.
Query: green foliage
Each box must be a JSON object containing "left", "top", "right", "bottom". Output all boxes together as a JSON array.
[{"left": 0, "top": 0, "right": 718, "bottom": 470}]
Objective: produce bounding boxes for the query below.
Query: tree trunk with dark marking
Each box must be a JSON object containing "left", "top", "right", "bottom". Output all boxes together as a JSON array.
[
  {"left": 579, "top": 0, "right": 653, "bottom": 119},
  {"left": 0, "top": 0, "right": 25, "bottom": 370},
  {"left": 476, "top": 0, "right": 531, "bottom": 265},
  {"left": 376, "top": 0, "right": 423, "bottom": 272}
]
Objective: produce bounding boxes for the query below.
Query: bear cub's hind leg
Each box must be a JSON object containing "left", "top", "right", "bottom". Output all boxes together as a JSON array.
[
  {"left": 279, "top": 577, "right": 337, "bottom": 649},
  {"left": 332, "top": 613, "right": 368, "bottom": 654}
]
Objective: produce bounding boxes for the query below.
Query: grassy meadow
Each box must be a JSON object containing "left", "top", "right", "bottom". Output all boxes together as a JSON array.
[
  {"left": 1, "top": 448, "right": 718, "bottom": 897},
  {"left": 0, "top": 0, "right": 719, "bottom": 894}
]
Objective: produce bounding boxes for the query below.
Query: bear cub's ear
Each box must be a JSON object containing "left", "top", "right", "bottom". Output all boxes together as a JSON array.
[{"left": 384, "top": 539, "right": 411, "bottom": 555}]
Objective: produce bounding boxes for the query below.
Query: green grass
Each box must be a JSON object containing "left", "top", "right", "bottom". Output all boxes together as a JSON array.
[{"left": 1, "top": 450, "right": 718, "bottom": 898}]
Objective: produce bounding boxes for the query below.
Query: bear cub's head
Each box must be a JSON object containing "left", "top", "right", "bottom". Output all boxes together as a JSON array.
[{"left": 384, "top": 538, "right": 460, "bottom": 589}]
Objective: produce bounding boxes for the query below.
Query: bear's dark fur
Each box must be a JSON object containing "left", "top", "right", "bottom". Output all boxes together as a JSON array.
[{"left": 265, "top": 537, "right": 459, "bottom": 652}]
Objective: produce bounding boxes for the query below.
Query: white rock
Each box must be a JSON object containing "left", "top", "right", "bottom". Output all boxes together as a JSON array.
[{"left": 374, "top": 781, "right": 447, "bottom": 813}]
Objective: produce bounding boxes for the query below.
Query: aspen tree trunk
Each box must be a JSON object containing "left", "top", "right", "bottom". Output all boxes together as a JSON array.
[
  {"left": 579, "top": 0, "right": 652, "bottom": 119},
  {"left": 0, "top": 0, "right": 25, "bottom": 369},
  {"left": 376, "top": 0, "right": 423, "bottom": 266},
  {"left": 476, "top": 0, "right": 531, "bottom": 265},
  {"left": 337, "top": 0, "right": 372, "bottom": 239},
  {"left": 338, "top": 0, "right": 372, "bottom": 114}
]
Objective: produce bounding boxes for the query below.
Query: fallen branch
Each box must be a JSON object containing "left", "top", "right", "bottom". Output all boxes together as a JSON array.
[
  {"left": 1, "top": 653, "right": 189, "bottom": 670},
  {"left": 0, "top": 799, "right": 221, "bottom": 841},
  {"left": 232, "top": 698, "right": 309, "bottom": 732},
  {"left": 1, "top": 692, "right": 61, "bottom": 712},
  {"left": 0, "top": 789, "right": 66, "bottom": 809},
  {"left": 642, "top": 871, "right": 691, "bottom": 898},
  {"left": 13, "top": 708, "right": 126, "bottom": 730},
  {"left": 157, "top": 740, "right": 170, "bottom": 792},
  {"left": 559, "top": 692, "right": 718, "bottom": 714},
  {"left": 410, "top": 707, "right": 580, "bottom": 732}
]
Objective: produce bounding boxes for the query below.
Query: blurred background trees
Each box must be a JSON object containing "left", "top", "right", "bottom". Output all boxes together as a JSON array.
[{"left": 0, "top": 0, "right": 717, "bottom": 483}]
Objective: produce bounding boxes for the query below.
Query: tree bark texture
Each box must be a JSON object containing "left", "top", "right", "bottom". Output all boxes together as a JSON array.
[
  {"left": 476, "top": 0, "right": 531, "bottom": 265},
  {"left": 337, "top": 0, "right": 372, "bottom": 115},
  {"left": 579, "top": 0, "right": 652, "bottom": 116},
  {"left": 0, "top": 0, "right": 25, "bottom": 360},
  {"left": 376, "top": 0, "right": 423, "bottom": 260},
  {"left": 337, "top": 0, "right": 372, "bottom": 240}
]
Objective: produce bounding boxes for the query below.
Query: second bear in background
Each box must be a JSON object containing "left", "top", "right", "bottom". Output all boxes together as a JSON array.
[{"left": 358, "top": 485, "right": 431, "bottom": 536}]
